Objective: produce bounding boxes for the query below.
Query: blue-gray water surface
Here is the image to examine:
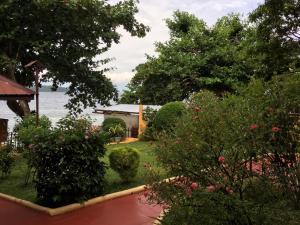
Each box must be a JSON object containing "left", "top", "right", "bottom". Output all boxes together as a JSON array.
[{"left": 0, "top": 92, "right": 104, "bottom": 131}]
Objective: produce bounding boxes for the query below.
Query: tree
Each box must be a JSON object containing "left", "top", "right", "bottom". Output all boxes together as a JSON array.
[
  {"left": 118, "top": 83, "right": 139, "bottom": 104},
  {"left": 0, "top": 0, "right": 148, "bottom": 117},
  {"left": 249, "top": 0, "right": 300, "bottom": 79},
  {"left": 120, "top": 12, "right": 252, "bottom": 105}
]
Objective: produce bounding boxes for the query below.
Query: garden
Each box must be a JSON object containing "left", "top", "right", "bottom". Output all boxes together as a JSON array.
[
  {"left": 0, "top": 0, "right": 299, "bottom": 224},
  {"left": 0, "top": 116, "right": 165, "bottom": 207},
  {"left": 0, "top": 73, "right": 299, "bottom": 224}
]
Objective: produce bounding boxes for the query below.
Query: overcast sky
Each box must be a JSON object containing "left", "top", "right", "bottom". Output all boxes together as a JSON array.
[{"left": 103, "top": 0, "right": 263, "bottom": 91}]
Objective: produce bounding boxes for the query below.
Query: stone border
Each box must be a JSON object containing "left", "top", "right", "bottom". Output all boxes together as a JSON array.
[{"left": 0, "top": 185, "right": 146, "bottom": 216}]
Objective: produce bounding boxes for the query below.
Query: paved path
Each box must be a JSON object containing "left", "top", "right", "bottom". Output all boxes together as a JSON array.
[{"left": 0, "top": 193, "right": 162, "bottom": 225}]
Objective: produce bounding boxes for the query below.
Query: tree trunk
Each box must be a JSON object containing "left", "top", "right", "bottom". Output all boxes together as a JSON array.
[
  {"left": 3, "top": 53, "right": 32, "bottom": 119},
  {"left": 7, "top": 100, "right": 31, "bottom": 119}
]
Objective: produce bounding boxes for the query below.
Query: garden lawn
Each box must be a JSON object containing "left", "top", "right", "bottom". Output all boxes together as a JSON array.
[{"left": 0, "top": 141, "right": 163, "bottom": 203}]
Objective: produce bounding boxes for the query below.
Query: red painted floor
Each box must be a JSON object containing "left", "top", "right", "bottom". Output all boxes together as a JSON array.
[{"left": 0, "top": 193, "right": 162, "bottom": 225}]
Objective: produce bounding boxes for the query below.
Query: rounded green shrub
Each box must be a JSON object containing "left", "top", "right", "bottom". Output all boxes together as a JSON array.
[
  {"left": 102, "top": 118, "right": 126, "bottom": 136},
  {"left": 109, "top": 147, "right": 140, "bottom": 182},
  {"left": 32, "top": 116, "right": 106, "bottom": 207},
  {"left": 153, "top": 101, "right": 186, "bottom": 132}
]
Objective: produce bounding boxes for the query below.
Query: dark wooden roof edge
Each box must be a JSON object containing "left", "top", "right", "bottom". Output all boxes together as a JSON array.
[
  {"left": 94, "top": 109, "right": 139, "bottom": 115},
  {"left": 0, "top": 75, "right": 35, "bottom": 95}
]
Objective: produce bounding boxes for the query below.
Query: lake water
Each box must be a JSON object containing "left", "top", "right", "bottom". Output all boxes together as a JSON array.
[{"left": 0, "top": 92, "right": 104, "bottom": 131}]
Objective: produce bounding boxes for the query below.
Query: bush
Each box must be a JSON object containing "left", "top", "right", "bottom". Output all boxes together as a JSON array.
[
  {"left": 148, "top": 74, "right": 300, "bottom": 225},
  {"left": 139, "top": 107, "right": 158, "bottom": 141},
  {"left": 14, "top": 115, "right": 52, "bottom": 147},
  {"left": 153, "top": 101, "right": 185, "bottom": 133},
  {"left": 32, "top": 116, "right": 106, "bottom": 207},
  {"left": 102, "top": 118, "right": 126, "bottom": 137},
  {"left": 109, "top": 147, "right": 140, "bottom": 182},
  {"left": 0, "top": 145, "right": 14, "bottom": 177}
]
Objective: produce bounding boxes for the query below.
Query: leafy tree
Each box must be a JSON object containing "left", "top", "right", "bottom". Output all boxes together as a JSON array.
[
  {"left": 249, "top": 0, "right": 300, "bottom": 79},
  {"left": 120, "top": 12, "right": 252, "bottom": 105},
  {"left": 0, "top": 0, "right": 148, "bottom": 117},
  {"left": 118, "top": 83, "right": 139, "bottom": 104}
]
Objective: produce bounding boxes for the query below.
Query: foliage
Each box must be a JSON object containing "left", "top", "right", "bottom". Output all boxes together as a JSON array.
[
  {"left": 0, "top": 0, "right": 149, "bottom": 117},
  {"left": 31, "top": 116, "right": 106, "bottom": 207},
  {"left": 148, "top": 74, "right": 300, "bottom": 225},
  {"left": 102, "top": 117, "right": 126, "bottom": 137},
  {"left": 0, "top": 141, "right": 162, "bottom": 203},
  {"left": 108, "top": 124, "right": 125, "bottom": 138},
  {"left": 120, "top": 12, "right": 253, "bottom": 104},
  {"left": 118, "top": 83, "right": 139, "bottom": 104},
  {"left": 153, "top": 101, "right": 185, "bottom": 133},
  {"left": 14, "top": 115, "right": 52, "bottom": 147},
  {"left": 249, "top": 0, "right": 300, "bottom": 79},
  {"left": 139, "top": 107, "right": 158, "bottom": 141},
  {"left": 109, "top": 147, "right": 140, "bottom": 182},
  {"left": 0, "top": 145, "right": 14, "bottom": 177},
  {"left": 121, "top": 3, "right": 300, "bottom": 105}
]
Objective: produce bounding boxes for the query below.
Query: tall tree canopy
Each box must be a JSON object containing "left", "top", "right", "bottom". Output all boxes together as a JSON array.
[
  {"left": 120, "top": 12, "right": 252, "bottom": 105},
  {"left": 0, "top": 0, "right": 148, "bottom": 117},
  {"left": 249, "top": 0, "right": 300, "bottom": 79},
  {"left": 120, "top": 1, "right": 300, "bottom": 105}
]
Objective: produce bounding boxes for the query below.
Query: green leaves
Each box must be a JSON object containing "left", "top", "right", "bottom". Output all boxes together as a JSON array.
[
  {"left": 121, "top": 13, "right": 252, "bottom": 105},
  {"left": 31, "top": 116, "right": 107, "bottom": 207},
  {"left": 0, "top": 0, "right": 149, "bottom": 115}
]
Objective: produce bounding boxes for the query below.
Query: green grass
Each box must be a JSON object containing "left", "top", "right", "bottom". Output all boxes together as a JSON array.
[{"left": 0, "top": 141, "right": 163, "bottom": 203}]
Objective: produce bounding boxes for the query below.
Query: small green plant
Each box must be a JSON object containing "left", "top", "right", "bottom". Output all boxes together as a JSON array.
[
  {"left": 102, "top": 118, "right": 126, "bottom": 139},
  {"left": 0, "top": 145, "right": 14, "bottom": 177},
  {"left": 109, "top": 147, "right": 140, "bottom": 182},
  {"left": 108, "top": 124, "right": 125, "bottom": 138}
]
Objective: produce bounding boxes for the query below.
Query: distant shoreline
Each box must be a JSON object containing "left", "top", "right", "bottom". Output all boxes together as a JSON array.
[{"left": 30, "top": 86, "right": 68, "bottom": 92}]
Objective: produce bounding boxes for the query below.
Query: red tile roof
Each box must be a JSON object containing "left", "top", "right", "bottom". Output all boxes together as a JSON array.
[{"left": 0, "top": 75, "right": 34, "bottom": 97}]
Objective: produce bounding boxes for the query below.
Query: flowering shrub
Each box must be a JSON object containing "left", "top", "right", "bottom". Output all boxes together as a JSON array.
[
  {"left": 32, "top": 116, "right": 106, "bottom": 207},
  {"left": 109, "top": 147, "right": 140, "bottom": 182},
  {"left": 148, "top": 74, "right": 300, "bottom": 225}
]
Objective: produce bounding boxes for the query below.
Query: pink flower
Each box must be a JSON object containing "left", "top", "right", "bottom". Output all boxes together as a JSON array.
[
  {"left": 190, "top": 182, "right": 199, "bottom": 191},
  {"left": 143, "top": 191, "right": 149, "bottom": 198},
  {"left": 250, "top": 124, "right": 258, "bottom": 130},
  {"left": 207, "top": 185, "right": 216, "bottom": 192},
  {"left": 226, "top": 187, "right": 233, "bottom": 194},
  {"left": 28, "top": 144, "right": 34, "bottom": 149},
  {"left": 218, "top": 156, "right": 225, "bottom": 163},
  {"left": 272, "top": 127, "right": 281, "bottom": 133}
]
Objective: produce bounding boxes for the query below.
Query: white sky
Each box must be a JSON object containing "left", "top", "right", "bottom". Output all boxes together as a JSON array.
[{"left": 102, "top": 0, "right": 264, "bottom": 91}]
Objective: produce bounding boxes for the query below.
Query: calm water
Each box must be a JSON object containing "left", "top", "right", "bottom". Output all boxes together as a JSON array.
[{"left": 0, "top": 92, "right": 104, "bottom": 131}]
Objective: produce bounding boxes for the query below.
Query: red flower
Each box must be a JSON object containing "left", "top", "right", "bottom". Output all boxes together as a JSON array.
[
  {"left": 226, "top": 187, "right": 233, "bottom": 194},
  {"left": 190, "top": 182, "right": 199, "bottom": 191},
  {"left": 272, "top": 127, "right": 281, "bottom": 133},
  {"left": 250, "top": 124, "right": 258, "bottom": 130},
  {"left": 207, "top": 185, "right": 216, "bottom": 192},
  {"left": 218, "top": 156, "right": 225, "bottom": 163},
  {"left": 266, "top": 107, "right": 274, "bottom": 113}
]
